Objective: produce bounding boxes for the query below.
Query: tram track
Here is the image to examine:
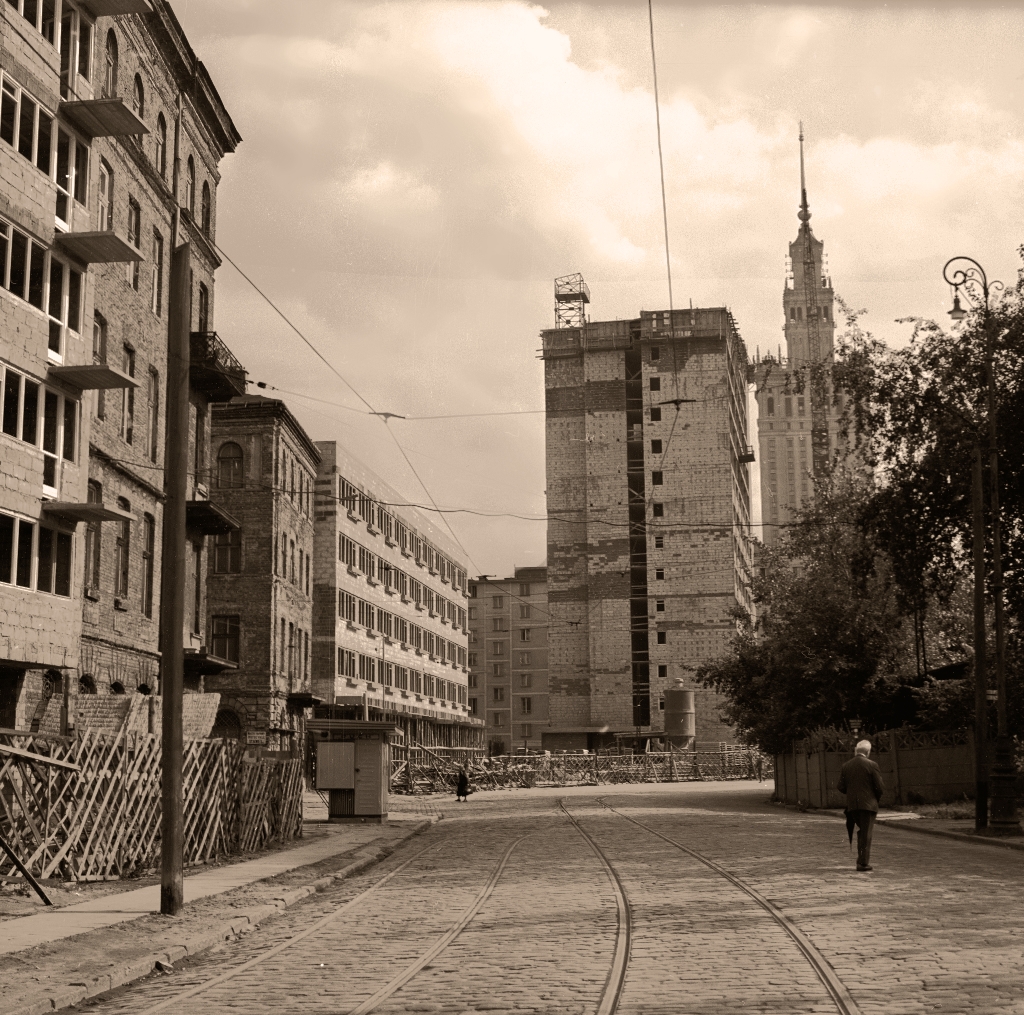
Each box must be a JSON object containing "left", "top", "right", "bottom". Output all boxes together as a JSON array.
[
  {"left": 596, "top": 798, "right": 862, "bottom": 1015},
  {"left": 133, "top": 834, "right": 528, "bottom": 1015}
]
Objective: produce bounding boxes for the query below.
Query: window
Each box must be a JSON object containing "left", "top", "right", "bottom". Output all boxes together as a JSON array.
[
  {"left": 147, "top": 369, "right": 159, "bottom": 462},
  {"left": 211, "top": 615, "right": 240, "bottom": 664},
  {"left": 214, "top": 528, "right": 241, "bottom": 574},
  {"left": 132, "top": 74, "right": 144, "bottom": 119},
  {"left": 797, "top": 396, "right": 805, "bottom": 415},
  {"left": 102, "top": 29, "right": 118, "bottom": 98},
  {"left": 650, "top": 377, "right": 661, "bottom": 392},
  {"left": 652, "top": 503, "right": 664, "bottom": 517},
  {"left": 650, "top": 407, "right": 662, "bottom": 422},
  {"left": 115, "top": 498, "right": 130, "bottom": 599},
  {"left": 0, "top": 365, "right": 78, "bottom": 485},
  {"left": 492, "top": 595, "right": 503, "bottom": 608},
  {"left": 785, "top": 397, "right": 793, "bottom": 418},
  {"left": 520, "top": 673, "right": 532, "bottom": 688},
  {"left": 652, "top": 471, "right": 663, "bottom": 485},
  {"left": 656, "top": 599, "right": 665, "bottom": 612},
  {"left": 34, "top": 525, "right": 72, "bottom": 597},
  {"left": 201, "top": 180, "right": 211, "bottom": 236},
  {"left": 151, "top": 230, "right": 163, "bottom": 315},
  {"left": 184, "top": 155, "right": 195, "bottom": 215},
  {"left": 84, "top": 481, "right": 101, "bottom": 590},
  {"left": 650, "top": 346, "right": 660, "bottom": 361},
  {"left": 197, "top": 282, "right": 209, "bottom": 332},
  {"left": 155, "top": 113, "right": 166, "bottom": 177},
  {"left": 1, "top": 75, "right": 55, "bottom": 177},
  {"left": 217, "top": 442, "right": 243, "bottom": 488},
  {"left": 519, "top": 604, "right": 531, "bottom": 619},
  {"left": 492, "top": 641, "right": 505, "bottom": 656},
  {"left": 126, "top": 197, "right": 141, "bottom": 288},
  {"left": 493, "top": 712, "right": 504, "bottom": 727},
  {"left": 120, "top": 345, "right": 135, "bottom": 443},
  {"left": 657, "top": 631, "right": 666, "bottom": 644},
  {"left": 97, "top": 160, "right": 113, "bottom": 230},
  {"left": 654, "top": 535, "right": 664, "bottom": 549},
  {"left": 491, "top": 617, "right": 505, "bottom": 632},
  {"left": 658, "top": 664, "right": 668, "bottom": 679},
  {"left": 519, "top": 629, "right": 531, "bottom": 642},
  {"left": 0, "top": 515, "right": 69, "bottom": 598},
  {"left": 766, "top": 396, "right": 775, "bottom": 417},
  {"left": 520, "top": 697, "right": 532, "bottom": 715},
  {"left": 518, "top": 583, "right": 531, "bottom": 597},
  {"left": 142, "top": 514, "right": 155, "bottom": 618},
  {"left": 493, "top": 687, "right": 505, "bottom": 702}
]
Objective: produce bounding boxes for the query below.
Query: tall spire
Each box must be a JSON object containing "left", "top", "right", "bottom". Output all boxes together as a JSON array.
[{"left": 798, "top": 122, "right": 811, "bottom": 225}]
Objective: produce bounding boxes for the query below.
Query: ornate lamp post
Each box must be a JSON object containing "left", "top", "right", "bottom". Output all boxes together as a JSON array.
[{"left": 943, "top": 256, "right": 1020, "bottom": 835}]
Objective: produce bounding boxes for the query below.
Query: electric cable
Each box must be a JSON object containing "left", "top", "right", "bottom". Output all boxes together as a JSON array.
[{"left": 648, "top": 0, "right": 673, "bottom": 313}]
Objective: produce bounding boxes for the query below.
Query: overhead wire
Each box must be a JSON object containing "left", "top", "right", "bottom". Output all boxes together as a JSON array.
[{"left": 648, "top": 0, "right": 673, "bottom": 313}]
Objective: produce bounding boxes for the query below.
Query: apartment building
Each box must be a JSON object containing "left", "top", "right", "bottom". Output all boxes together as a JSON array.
[
  {"left": 541, "top": 293, "right": 753, "bottom": 751},
  {"left": 0, "top": 0, "right": 242, "bottom": 730},
  {"left": 467, "top": 566, "right": 548, "bottom": 756},
  {"left": 205, "top": 395, "right": 318, "bottom": 755},
  {"left": 313, "top": 441, "right": 482, "bottom": 751}
]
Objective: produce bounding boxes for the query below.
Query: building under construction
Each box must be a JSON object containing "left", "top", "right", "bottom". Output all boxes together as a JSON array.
[{"left": 541, "top": 277, "right": 754, "bottom": 751}]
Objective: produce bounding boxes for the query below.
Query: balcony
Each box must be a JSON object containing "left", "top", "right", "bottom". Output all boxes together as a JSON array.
[
  {"left": 48, "top": 361, "right": 137, "bottom": 392},
  {"left": 79, "top": 0, "right": 152, "bottom": 12},
  {"left": 186, "top": 499, "right": 240, "bottom": 536},
  {"left": 190, "top": 332, "right": 247, "bottom": 401},
  {"left": 54, "top": 230, "right": 144, "bottom": 265},
  {"left": 60, "top": 98, "right": 148, "bottom": 139}
]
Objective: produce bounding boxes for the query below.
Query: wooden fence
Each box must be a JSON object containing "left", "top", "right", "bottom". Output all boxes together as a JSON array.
[
  {"left": 391, "top": 744, "right": 772, "bottom": 793},
  {"left": 0, "top": 729, "right": 303, "bottom": 881},
  {"left": 773, "top": 728, "right": 976, "bottom": 808}
]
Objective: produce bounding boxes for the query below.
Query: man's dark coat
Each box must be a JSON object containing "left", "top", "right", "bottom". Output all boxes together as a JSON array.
[{"left": 837, "top": 754, "right": 885, "bottom": 811}]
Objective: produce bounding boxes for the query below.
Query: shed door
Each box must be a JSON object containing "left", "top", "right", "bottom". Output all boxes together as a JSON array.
[
  {"left": 316, "top": 742, "right": 354, "bottom": 789},
  {"left": 354, "top": 737, "right": 383, "bottom": 814}
]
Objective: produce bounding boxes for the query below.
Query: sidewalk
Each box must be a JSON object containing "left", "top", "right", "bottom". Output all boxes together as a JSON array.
[{"left": 1, "top": 816, "right": 433, "bottom": 1015}]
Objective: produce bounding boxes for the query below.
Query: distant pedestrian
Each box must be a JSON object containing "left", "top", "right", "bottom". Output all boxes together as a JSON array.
[
  {"left": 456, "top": 767, "right": 469, "bottom": 803},
  {"left": 837, "top": 740, "right": 885, "bottom": 872}
]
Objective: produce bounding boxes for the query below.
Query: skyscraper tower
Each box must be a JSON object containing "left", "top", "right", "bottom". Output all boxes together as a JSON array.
[{"left": 754, "top": 127, "right": 840, "bottom": 546}]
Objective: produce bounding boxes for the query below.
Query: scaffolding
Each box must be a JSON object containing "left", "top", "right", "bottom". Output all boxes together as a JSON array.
[{"left": 554, "top": 273, "right": 590, "bottom": 329}]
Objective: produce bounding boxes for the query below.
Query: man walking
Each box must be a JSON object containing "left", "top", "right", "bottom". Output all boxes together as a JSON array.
[{"left": 838, "top": 740, "right": 885, "bottom": 872}]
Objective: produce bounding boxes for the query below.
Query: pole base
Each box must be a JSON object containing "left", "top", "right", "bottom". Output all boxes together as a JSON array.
[{"left": 987, "top": 738, "right": 1022, "bottom": 836}]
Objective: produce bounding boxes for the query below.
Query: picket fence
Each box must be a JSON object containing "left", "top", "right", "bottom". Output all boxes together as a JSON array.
[
  {"left": 391, "top": 744, "right": 772, "bottom": 793},
  {"left": 0, "top": 729, "right": 303, "bottom": 881}
]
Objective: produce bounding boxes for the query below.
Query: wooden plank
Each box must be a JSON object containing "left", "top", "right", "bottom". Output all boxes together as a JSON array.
[{"left": 0, "top": 743, "right": 81, "bottom": 771}]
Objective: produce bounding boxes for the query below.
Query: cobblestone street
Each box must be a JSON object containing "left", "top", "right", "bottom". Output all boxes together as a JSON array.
[{"left": 76, "top": 782, "right": 1024, "bottom": 1015}]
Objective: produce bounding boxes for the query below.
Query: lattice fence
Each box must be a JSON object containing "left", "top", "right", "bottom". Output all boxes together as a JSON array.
[
  {"left": 392, "top": 746, "right": 772, "bottom": 794},
  {"left": 0, "top": 730, "right": 303, "bottom": 881}
]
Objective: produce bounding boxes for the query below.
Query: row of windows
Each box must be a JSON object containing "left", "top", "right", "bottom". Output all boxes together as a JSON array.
[
  {"left": 763, "top": 394, "right": 845, "bottom": 418},
  {"left": 466, "top": 582, "right": 534, "bottom": 600},
  {"left": 83, "top": 483, "right": 156, "bottom": 616},
  {"left": 7, "top": 0, "right": 93, "bottom": 100},
  {"left": 277, "top": 530, "right": 310, "bottom": 594},
  {"left": 489, "top": 712, "right": 535, "bottom": 728},
  {"left": 1, "top": 72, "right": 90, "bottom": 232},
  {"left": 0, "top": 219, "right": 84, "bottom": 359},
  {"left": 338, "top": 534, "right": 467, "bottom": 629},
  {"left": 336, "top": 649, "right": 466, "bottom": 703},
  {"left": 215, "top": 442, "right": 314, "bottom": 520},
  {"left": 787, "top": 304, "right": 830, "bottom": 322},
  {"left": 0, "top": 365, "right": 79, "bottom": 494},
  {"left": 468, "top": 652, "right": 538, "bottom": 669},
  {"left": 338, "top": 474, "right": 467, "bottom": 593},
  {"left": 490, "top": 688, "right": 534, "bottom": 713},
  {"left": 0, "top": 512, "right": 73, "bottom": 597},
  {"left": 338, "top": 591, "right": 468, "bottom": 667}
]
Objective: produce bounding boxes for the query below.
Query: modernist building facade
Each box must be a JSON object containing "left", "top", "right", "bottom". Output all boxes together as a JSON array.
[
  {"left": 313, "top": 441, "right": 482, "bottom": 750},
  {"left": 205, "top": 395, "right": 318, "bottom": 755},
  {"left": 752, "top": 140, "right": 845, "bottom": 547},
  {"left": 0, "top": 0, "right": 242, "bottom": 731},
  {"left": 467, "top": 566, "right": 548, "bottom": 756},
  {"left": 541, "top": 306, "right": 753, "bottom": 751}
]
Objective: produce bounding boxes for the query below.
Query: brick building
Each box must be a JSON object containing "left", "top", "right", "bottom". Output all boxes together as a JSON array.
[
  {"left": 541, "top": 297, "right": 754, "bottom": 751},
  {"left": 467, "top": 567, "right": 548, "bottom": 756},
  {"left": 81, "top": 2, "right": 242, "bottom": 704},
  {"left": 0, "top": 0, "right": 242, "bottom": 732},
  {"left": 205, "top": 395, "right": 319, "bottom": 755},
  {"left": 752, "top": 133, "right": 845, "bottom": 547},
  {"left": 312, "top": 441, "right": 482, "bottom": 751}
]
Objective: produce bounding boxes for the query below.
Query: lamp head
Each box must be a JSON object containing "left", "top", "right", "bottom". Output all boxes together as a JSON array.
[{"left": 948, "top": 293, "right": 967, "bottom": 322}]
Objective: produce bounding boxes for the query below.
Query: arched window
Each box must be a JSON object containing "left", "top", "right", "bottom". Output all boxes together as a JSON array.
[
  {"left": 197, "top": 282, "right": 209, "bottom": 332},
  {"left": 155, "top": 113, "right": 167, "bottom": 178},
  {"left": 200, "top": 181, "right": 211, "bottom": 236},
  {"left": 217, "top": 442, "right": 243, "bottom": 488},
  {"left": 132, "top": 74, "right": 144, "bottom": 117},
  {"left": 110, "top": 681, "right": 126, "bottom": 695},
  {"left": 97, "top": 160, "right": 113, "bottom": 231},
  {"left": 184, "top": 156, "right": 195, "bottom": 215},
  {"left": 766, "top": 396, "right": 775, "bottom": 417},
  {"left": 103, "top": 30, "right": 118, "bottom": 98},
  {"left": 79, "top": 674, "right": 97, "bottom": 695}
]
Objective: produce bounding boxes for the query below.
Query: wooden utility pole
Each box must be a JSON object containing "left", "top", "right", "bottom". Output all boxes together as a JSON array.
[{"left": 159, "top": 241, "right": 191, "bottom": 916}]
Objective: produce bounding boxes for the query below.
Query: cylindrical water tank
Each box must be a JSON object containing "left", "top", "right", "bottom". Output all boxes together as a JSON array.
[{"left": 664, "top": 685, "right": 695, "bottom": 745}]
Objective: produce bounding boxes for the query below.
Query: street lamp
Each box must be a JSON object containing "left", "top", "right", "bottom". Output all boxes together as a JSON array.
[{"left": 942, "top": 256, "right": 1020, "bottom": 835}]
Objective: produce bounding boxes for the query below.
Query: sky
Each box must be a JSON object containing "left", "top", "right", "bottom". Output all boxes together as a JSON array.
[{"left": 171, "top": 0, "right": 1024, "bottom": 578}]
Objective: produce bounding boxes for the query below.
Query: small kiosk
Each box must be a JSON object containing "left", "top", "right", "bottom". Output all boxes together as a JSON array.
[{"left": 309, "top": 719, "right": 401, "bottom": 823}]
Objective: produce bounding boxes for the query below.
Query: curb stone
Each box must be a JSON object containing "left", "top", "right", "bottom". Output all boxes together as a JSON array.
[{"left": 5, "top": 817, "right": 435, "bottom": 1015}]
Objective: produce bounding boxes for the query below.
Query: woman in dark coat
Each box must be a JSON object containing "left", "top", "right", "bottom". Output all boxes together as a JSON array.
[{"left": 456, "top": 768, "right": 469, "bottom": 803}]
